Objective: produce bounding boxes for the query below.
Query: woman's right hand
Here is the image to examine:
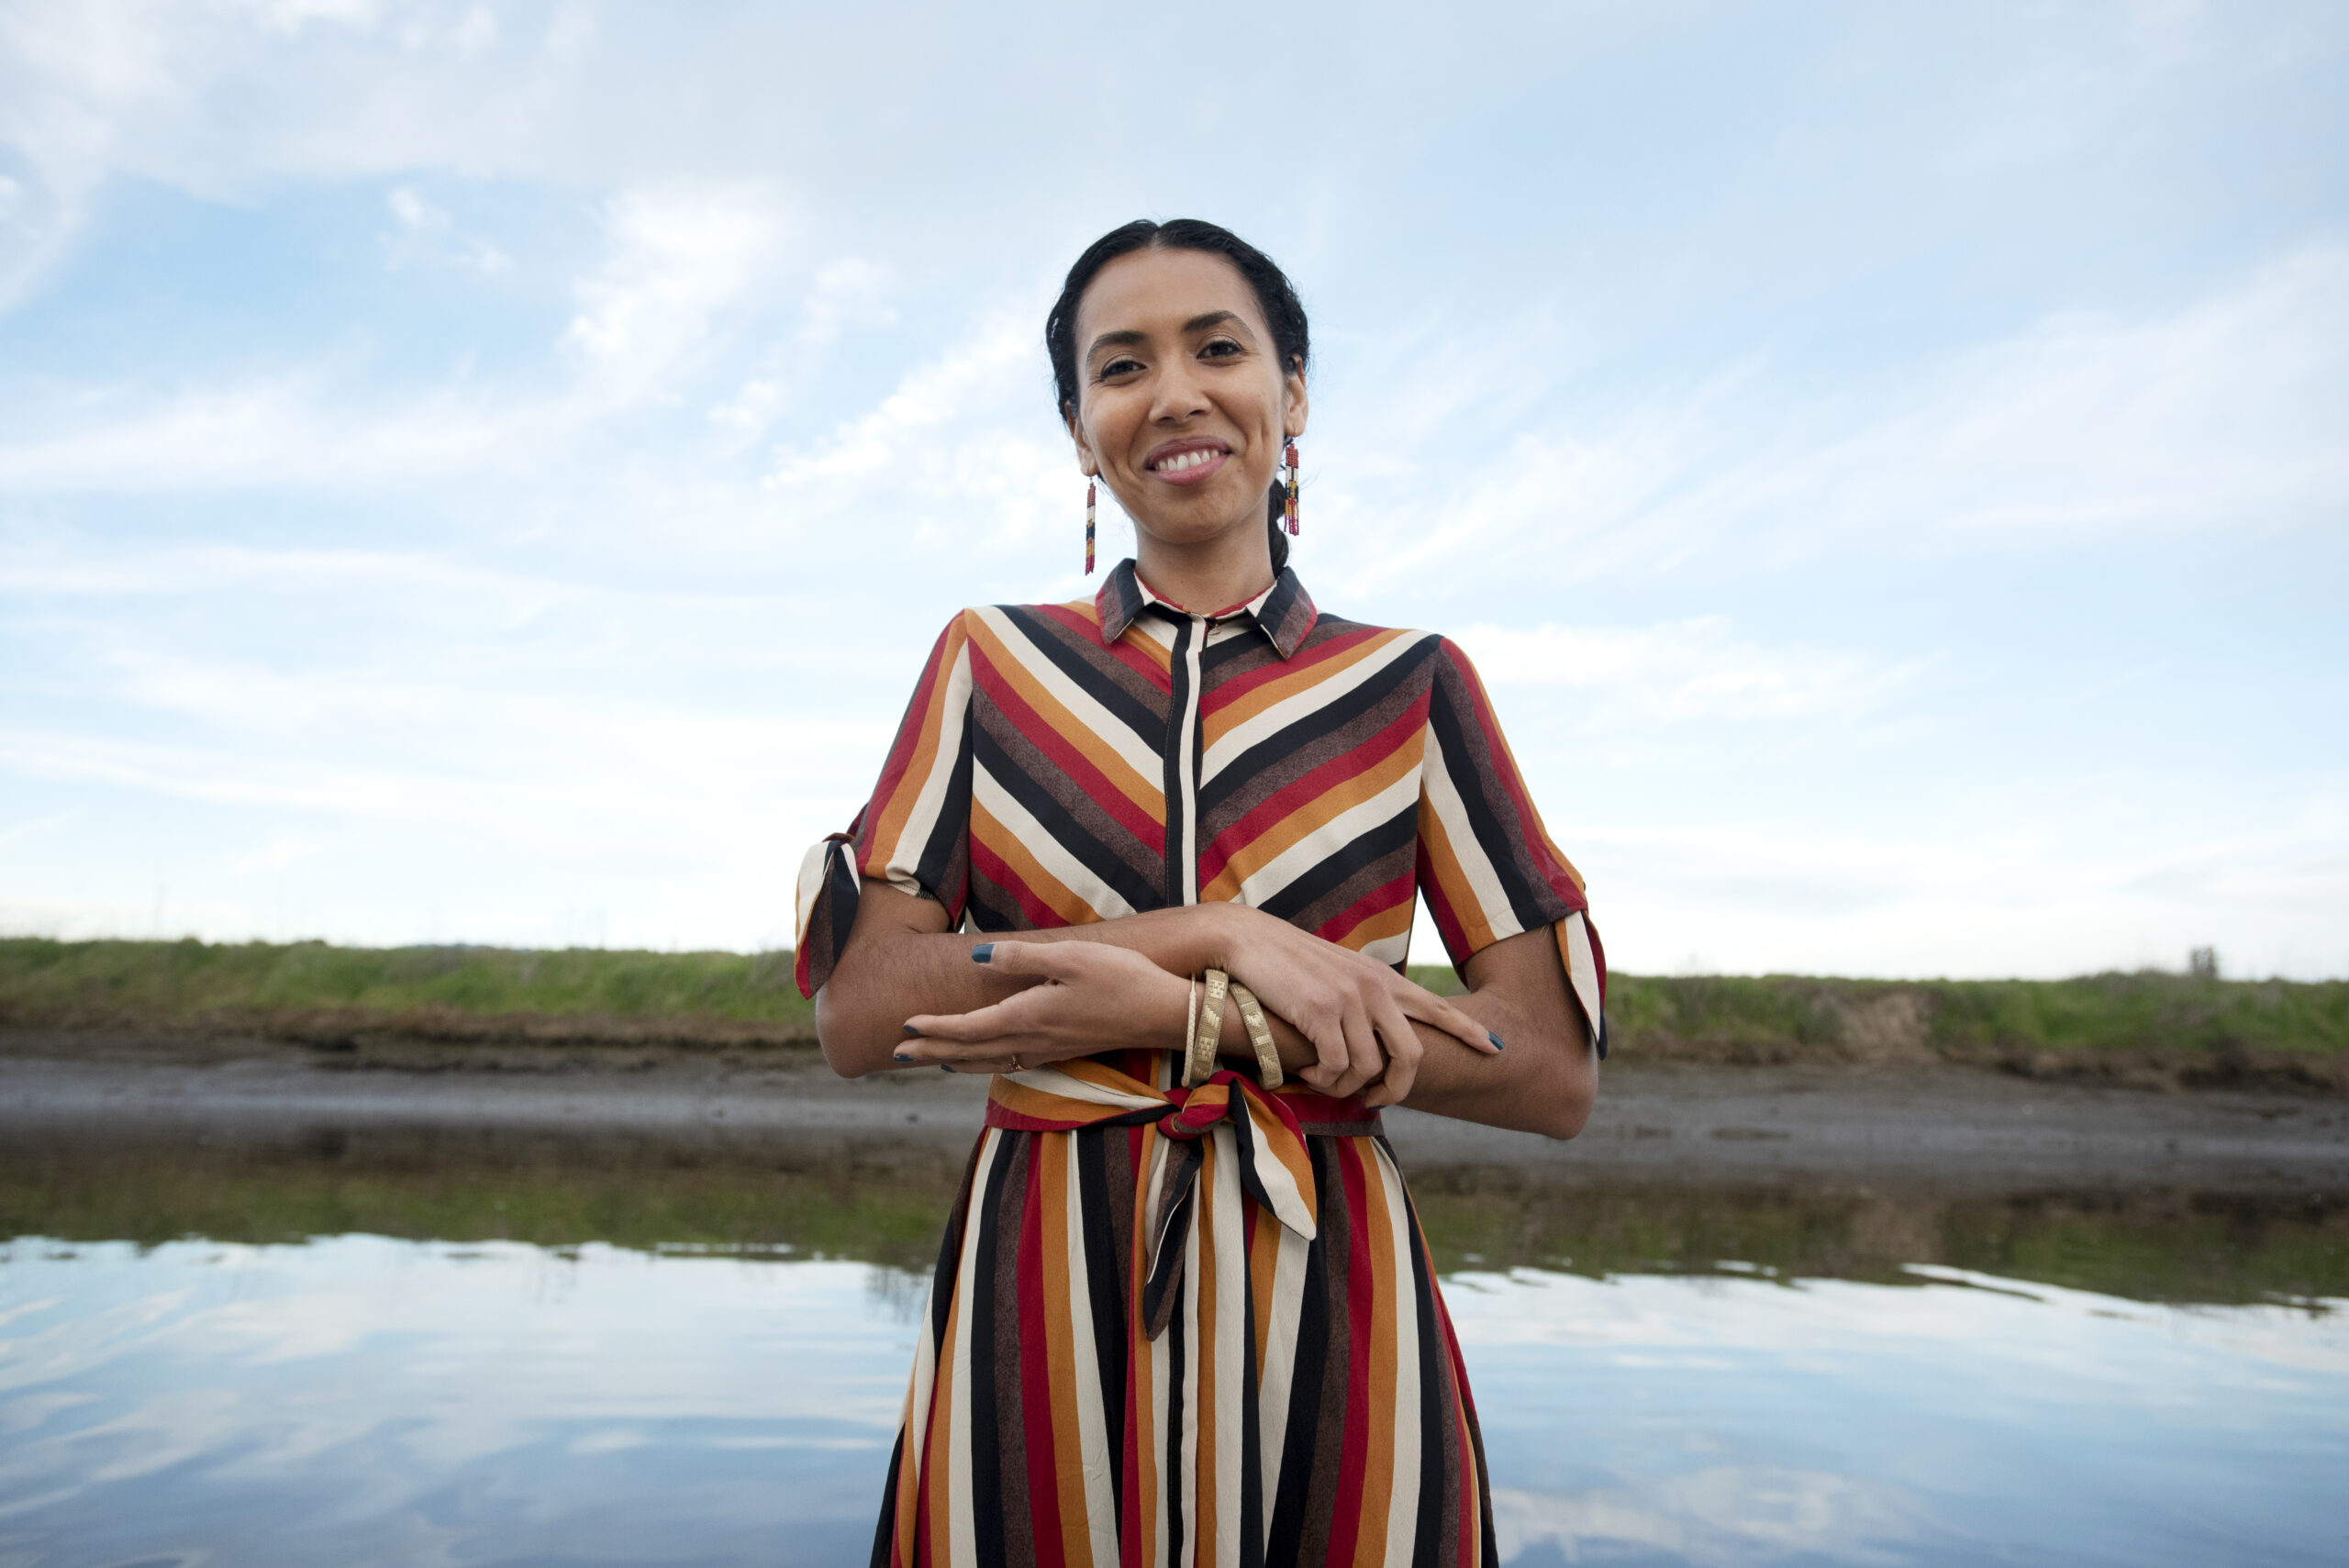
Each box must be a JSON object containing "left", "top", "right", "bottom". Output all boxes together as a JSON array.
[{"left": 1214, "top": 905, "right": 1496, "bottom": 1106}]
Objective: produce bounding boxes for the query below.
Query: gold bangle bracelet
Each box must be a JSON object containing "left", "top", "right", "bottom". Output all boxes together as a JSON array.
[
  {"left": 1226, "top": 980, "right": 1282, "bottom": 1090},
  {"left": 1187, "top": 967, "right": 1229, "bottom": 1087},
  {"left": 1184, "top": 974, "right": 1199, "bottom": 1075}
]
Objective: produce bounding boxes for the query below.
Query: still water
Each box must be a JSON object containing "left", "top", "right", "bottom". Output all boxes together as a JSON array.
[{"left": 3, "top": 1129, "right": 2343, "bottom": 1566}]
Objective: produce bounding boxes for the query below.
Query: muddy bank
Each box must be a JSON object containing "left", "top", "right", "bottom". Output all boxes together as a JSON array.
[{"left": 4, "top": 1031, "right": 2342, "bottom": 1196}]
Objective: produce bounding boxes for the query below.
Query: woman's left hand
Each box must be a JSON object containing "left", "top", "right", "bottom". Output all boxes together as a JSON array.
[{"left": 895, "top": 940, "right": 1188, "bottom": 1074}]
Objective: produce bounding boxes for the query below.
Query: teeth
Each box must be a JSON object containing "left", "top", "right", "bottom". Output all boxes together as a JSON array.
[{"left": 1158, "top": 450, "right": 1218, "bottom": 473}]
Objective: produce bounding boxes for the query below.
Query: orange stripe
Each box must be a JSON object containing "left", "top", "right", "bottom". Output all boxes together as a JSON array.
[
  {"left": 1200, "top": 728, "right": 1421, "bottom": 902},
  {"left": 1415, "top": 791, "right": 1498, "bottom": 953},
  {"left": 967, "top": 616, "right": 1163, "bottom": 819},
  {"left": 1035, "top": 1135, "right": 1095, "bottom": 1564},
  {"left": 1198, "top": 626, "right": 1412, "bottom": 744},
  {"left": 971, "top": 799, "right": 1101, "bottom": 928},
  {"left": 865, "top": 616, "right": 968, "bottom": 876},
  {"left": 1353, "top": 1142, "right": 1401, "bottom": 1568},
  {"left": 1193, "top": 1135, "right": 1221, "bottom": 1568}
]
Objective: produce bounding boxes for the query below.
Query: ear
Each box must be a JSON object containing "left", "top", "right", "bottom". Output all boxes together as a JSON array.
[
  {"left": 1283, "top": 356, "right": 1310, "bottom": 439},
  {"left": 1065, "top": 404, "right": 1099, "bottom": 477}
]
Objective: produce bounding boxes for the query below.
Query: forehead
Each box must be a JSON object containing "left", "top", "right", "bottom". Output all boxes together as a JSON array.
[{"left": 1075, "top": 247, "right": 1268, "bottom": 346}]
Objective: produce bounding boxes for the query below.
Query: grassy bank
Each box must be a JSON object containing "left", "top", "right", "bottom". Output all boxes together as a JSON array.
[
  {"left": 0, "top": 937, "right": 817, "bottom": 1051},
  {"left": 3, "top": 938, "right": 2343, "bottom": 1089}
]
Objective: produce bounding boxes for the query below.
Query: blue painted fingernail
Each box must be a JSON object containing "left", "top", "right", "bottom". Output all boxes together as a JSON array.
[
  {"left": 1488, "top": 1031, "right": 1508, "bottom": 1051},
  {"left": 970, "top": 943, "right": 995, "bottom": 964},
  {"left": 903, "top": 1024, "right": 920, "bottom": 1037},
  {"left": 893, "top": 1051, "right": 913, "bottom": 1062},
  {"left": 939, "top": 1064, "right": 955, "bottom": 1073}
]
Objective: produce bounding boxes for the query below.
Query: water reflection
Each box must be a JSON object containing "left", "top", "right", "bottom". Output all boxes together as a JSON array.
[
  {"left": 6, "top": 1125, "right": 2343, "bottom": 1305},
  {"left": 2, "top": 1129, "right": 2343, "bottom": 1566}
]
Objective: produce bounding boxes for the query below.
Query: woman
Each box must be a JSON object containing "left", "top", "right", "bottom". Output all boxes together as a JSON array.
[{"left": 796, "top": 218, "right": 1606, "bottom": 1568}]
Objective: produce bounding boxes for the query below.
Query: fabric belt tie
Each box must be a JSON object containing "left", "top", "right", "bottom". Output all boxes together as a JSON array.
[{"left": 986, "top": 1058, "right": 1381, "bottom": 1339}]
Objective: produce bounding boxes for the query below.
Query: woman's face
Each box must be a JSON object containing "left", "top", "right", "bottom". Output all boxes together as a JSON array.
[{"left": 1068, "top": 246, "right": 1308, "bottom": 555}]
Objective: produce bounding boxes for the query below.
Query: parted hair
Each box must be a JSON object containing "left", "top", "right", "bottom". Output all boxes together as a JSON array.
[{"left": 1045, "top": 218, "right": 1309, "bottom": 573}]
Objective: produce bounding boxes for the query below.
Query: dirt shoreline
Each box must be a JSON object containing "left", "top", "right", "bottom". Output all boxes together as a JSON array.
[{"left": 6, "top": 1029, "right": 2343, "bottom": 1197}]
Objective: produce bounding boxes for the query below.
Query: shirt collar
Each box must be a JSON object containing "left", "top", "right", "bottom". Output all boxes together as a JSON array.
[{"left": 1094, "top": 558, "right": 1318, "bottom": 660}]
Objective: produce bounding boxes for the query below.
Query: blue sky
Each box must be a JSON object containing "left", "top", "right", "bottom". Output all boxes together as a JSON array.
[{"left": 1, "top": 0, "right": 2343, "bottom": 978}]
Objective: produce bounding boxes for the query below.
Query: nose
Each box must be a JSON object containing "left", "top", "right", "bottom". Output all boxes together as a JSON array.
[{"left": 1148, "top": 355, "right": 1210, "bottom": 425}]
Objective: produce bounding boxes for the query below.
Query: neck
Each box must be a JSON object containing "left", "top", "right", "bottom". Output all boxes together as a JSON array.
[{"left": 1132, "top": 527, "right": 1276, "bottom": 615}]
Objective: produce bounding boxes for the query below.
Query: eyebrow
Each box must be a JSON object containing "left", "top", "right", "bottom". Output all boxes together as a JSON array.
[{"left": 1085, "top": 311, "right": 1253, "bottom": 362}]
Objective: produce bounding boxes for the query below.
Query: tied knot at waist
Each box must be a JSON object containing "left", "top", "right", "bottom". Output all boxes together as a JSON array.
[{"left": 984, "top": 1057, "right": 1383, "bottom": 1340}]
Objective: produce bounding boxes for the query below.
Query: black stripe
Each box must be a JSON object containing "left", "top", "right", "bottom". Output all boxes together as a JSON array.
[
  {"left": 1264, "top": 1138, "right": 1336, "bottom": 1563},
  {"left": 997, "top": 602, "right": 1166, "bottom": 750},
  {"left": 1426, "top": 654, "right": 1559, "bottom": 935},
  {"left": 1162, "top": 615, "right": 1196, "bottom": 908},
  {"left": 971, "top": 715, "right": 1163, "bottom": 914},
  {"left": 1197, "top": 635, "right": 1437, "bottom": 819},
  {"left": 867, "top": 1426, "right": 906, "bottom": 1568},
  {"left": 1252, "top": 806, "right": 1419, "bottom": 925},
  {"left": 908, "top": 707, "right": 975, "bottom": 917},
  {"left": 1400, "top": 1169, "right": 1453, "bottom": 1568},
  {"left": 1075, "top": 1127, "right": 1130, "bottom": 1527},
  {"left": 965, "top": 1136, "right": 1018, "bottom": 1566}
]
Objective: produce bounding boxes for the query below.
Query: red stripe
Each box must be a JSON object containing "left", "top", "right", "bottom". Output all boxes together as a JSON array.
[
  {"left": 1197, "top": 620, "right": 1385, "bottom": 714},
  {"left": 1312, "top": 868, "right": 1417, "bottom": 949},
  {"left": 1017, "top": 1162, "right": 1069, "bottom": 1568},
  {"left": 1323, "top": 1140, "right": 1375, "bottom": 1565},
  {"left": 974, "top": 661, "right": 1164, "bottom": 848},
  {"left": 861, "top": 619, "right": 962, "bottom": 861},
  {"left": 969, "top": 838, "right": 1076, "bottom": 931},
  {"left": 1196, "top": 697, "right": 1425, "bottom": 888}
]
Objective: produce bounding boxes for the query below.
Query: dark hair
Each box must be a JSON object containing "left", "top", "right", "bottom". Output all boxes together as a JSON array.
[{"left": 1045, "top": 218, "right": 1309, "bottom": 573}]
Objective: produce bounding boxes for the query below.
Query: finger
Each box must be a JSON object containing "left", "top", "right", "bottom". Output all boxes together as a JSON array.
[
  {"left": 1334, "top": 1004, "right": 1383, "bottom": 1100},
  {"left": 904, "top": 997, "right": 1039, "bottom": 1044},
  {"left": 937, "top": 1056, "right": 1021, "bottom": 1075},
  {"left": 1399, "top": 989, "right": 1502, "bottom": 1054},
  {"left": 1297, "top": 1013, "right": 1352, "bottom": 1093},
  {"left": 1367, "top": 997, "right": 1423, "bottom": 1107},
  {"left": 966, "top": 940, "right": 1085, "bottom": 980}
]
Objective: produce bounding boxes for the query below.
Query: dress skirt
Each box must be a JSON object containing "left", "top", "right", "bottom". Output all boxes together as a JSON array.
[{"left": 868, "top": 1051, "right": 1499, "bottom": 1568}]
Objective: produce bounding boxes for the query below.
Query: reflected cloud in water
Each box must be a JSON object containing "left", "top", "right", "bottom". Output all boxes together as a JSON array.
[{"left": 1, "top": 1129, "right": 2343, "bottom": 1564}]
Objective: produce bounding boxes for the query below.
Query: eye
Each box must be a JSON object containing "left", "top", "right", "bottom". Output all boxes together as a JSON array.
[
  {"left": 1199, "top": 338, "right": 1245, "bottom": 360},
  {"left": 1096, "top": 355, "right": 1144, "bottom": 381}
]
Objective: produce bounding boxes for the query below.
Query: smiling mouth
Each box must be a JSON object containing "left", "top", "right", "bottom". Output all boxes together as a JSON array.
[{"left": 1147, "top": 442, "right": 1230, "bottom": 481}]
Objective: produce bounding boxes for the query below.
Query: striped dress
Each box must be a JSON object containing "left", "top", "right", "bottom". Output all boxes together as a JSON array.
[{"left": 796, "top": 561, "right": 1605, "bottom": 1568}]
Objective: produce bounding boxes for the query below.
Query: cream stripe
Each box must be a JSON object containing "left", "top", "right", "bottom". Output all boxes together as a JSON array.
[
  {"left": 1208, "top": 1127, "right": 1248, "bottom": 1568},
  {"left": 1176, "top": 617, "right": 1206, "bottom": 905},
  {"left": 974, "top": 765, "right": 1140, "bottom": 922},
  {"left": 1419, "top": 720, "right": 1523, "bottom": 940},
  {"left": 1234, "top": 767, "right": 1422, "bottom": 912},
  {"left": 1564, "top": 911, "right": 1604, "bottom": 1053},
  {"left": 792, "top": 837, "right": 831, "bottom": 946},
  {"left": 971, "top": 604, "right": 1163, "bottom": 787},
  {"left": 879, "top": 636, "right": 974, "bottom": 899},
  {"left": 1374, "top": 1142, "right": 1423, "bottom": 1568},
  {"left": 1015, "top": 1063, "right": 1166, "bottom": 1112},
  {"left": 1200, "top": 629, "right": 1427, "bottom": 780},
  {"left": 1062, "top": 1142, "right": 1119, "bottom": 1567},
  {"left": 945, "top": 1128, "right": 1002, "bottom": 1568},
  {"left": 1256, "top": 1221, "right": 1312, "bottom": 1535},
  {"left": 1179, "top": 1191, "right": 1202, "bottom": 1567}
]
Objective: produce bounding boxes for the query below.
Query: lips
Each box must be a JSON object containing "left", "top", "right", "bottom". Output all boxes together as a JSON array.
[{"left": 1145, "top": 439, "right": 1231, "bottom": 485}]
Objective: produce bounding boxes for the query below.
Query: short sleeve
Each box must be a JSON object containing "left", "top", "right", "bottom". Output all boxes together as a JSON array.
[
  {"left": 1415, "top": 638, "right": 1609, "bottom": 1055},
  {"left": 794, "top": 614, "right": 976, "bottom": 996}
]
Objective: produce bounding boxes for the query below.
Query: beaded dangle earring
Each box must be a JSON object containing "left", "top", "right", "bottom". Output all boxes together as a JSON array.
[
  {"left": 1085, "top": 479, "right": 1097, "bottom": 573},
  {"left": 1283, "top": 439, "right": 1302, "bottom": 535}
]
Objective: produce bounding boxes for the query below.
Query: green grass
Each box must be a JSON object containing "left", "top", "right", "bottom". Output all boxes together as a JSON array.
[
  {"left": 0, "top": 936, "right": 817, "bottom": 1042},
  {"left": 4, "top": 940, "right": 2342, "bottom": 1083}
]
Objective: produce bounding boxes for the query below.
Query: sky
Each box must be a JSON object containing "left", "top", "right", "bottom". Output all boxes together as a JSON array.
[{"left": 0, "top": 0, "right": 2343, "bottom": 979}]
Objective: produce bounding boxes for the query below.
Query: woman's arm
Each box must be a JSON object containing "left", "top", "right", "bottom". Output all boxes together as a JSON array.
[
  {"left": 1390, "top": 928, "right": 1598, "bottom": 1139},
  {"left": 817, "top": 880, "right": 1493, "bottom": 1099}
]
